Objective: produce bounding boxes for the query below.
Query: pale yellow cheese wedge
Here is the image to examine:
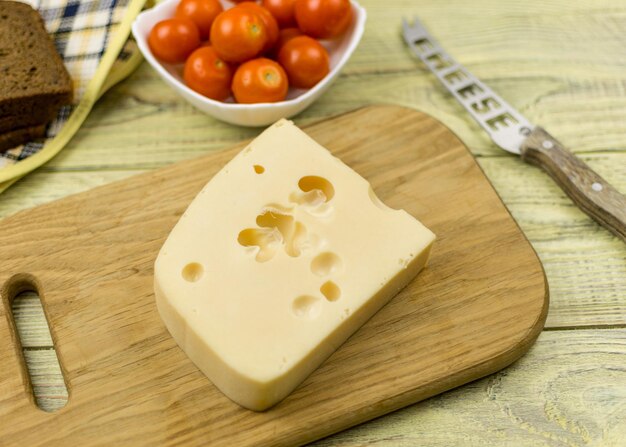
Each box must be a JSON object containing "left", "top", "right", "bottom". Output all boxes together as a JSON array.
[{"left": 154, "top": 119, "right": 435, "bottom": 411}]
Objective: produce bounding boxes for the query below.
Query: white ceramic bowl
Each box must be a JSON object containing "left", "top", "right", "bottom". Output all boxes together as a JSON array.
[{"left": 132, "top": 0, "right": 366, "bottom": 127}]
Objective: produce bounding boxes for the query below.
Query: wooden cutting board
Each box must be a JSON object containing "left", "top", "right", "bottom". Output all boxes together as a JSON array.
[{"left": 0, "top": 105, "right": 548, "bottom": 446}]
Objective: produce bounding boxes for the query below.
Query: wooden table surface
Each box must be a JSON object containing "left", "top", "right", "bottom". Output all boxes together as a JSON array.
[{"left": 1, "top": 0, "right": 625, "bottom": 445}]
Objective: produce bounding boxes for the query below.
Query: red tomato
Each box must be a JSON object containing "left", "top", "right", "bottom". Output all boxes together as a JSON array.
[
  {"left": 272, "top": 27, "right": 303, "bottom": 55},
  {"left": 175, "top": 0, "right": 223, "bottom": 39},
  {"left": 210, "top": 8, "right": 268, "bottom": 63},
  {"left": 294, "top": 0, "right": 352, "bottom": 39},
  {"left": 232, "top": 58, "right": 288, "bottom": 103},
  {"left": 278, "top": 35, "right": 329, "bottom": 88},
  {"left": 236, "top": 2, "right": 279, "bottom": 53},
  {"left": 262, "top": 0, "right": 296, "bottom": 28},
  {"left": 184, "top": 46, "right": 233, "bottom": 100},
  {"left": 148, "top": 18, "right": 200, "bottom": 63}
]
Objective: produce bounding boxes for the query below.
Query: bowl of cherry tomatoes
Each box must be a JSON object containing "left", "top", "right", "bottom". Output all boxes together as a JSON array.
[{"left": 132, "top": 0, "right": 366, "bottom": 126}]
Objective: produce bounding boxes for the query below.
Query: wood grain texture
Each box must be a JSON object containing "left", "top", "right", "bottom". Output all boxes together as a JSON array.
[
  {"left": 15, "top": 323, "right": 626, "bottom": 445},
  {"left": 2, "top": 159, "right": 623, "bottom": 330},
  {"left": 311, "top": 329, "right": 626, "bottom": 447},
  {"left": 1, "top": 0, "right": 625, "bottom": 444},
  {"left": 521, "top": 127, "right": 626, "bottom": 241},
  {"left": 0, "top": 106, "right": 547, "bottom": 446},
  {"left": 478, "top": 156, "right": 626, "bottom": 329},
  {"left": 10, "top": 1, "right": 621, "bottom": 171},
  {"left": 34, "top": 66, "right": 625, "bottom": 168},
  {"left": 9, "top": 293, "right": 68, "bottom": 413}
]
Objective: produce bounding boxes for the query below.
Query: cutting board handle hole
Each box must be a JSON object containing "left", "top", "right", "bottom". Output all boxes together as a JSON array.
[{"left": 4, "top": 275, "right": 69, "bottom": 412}]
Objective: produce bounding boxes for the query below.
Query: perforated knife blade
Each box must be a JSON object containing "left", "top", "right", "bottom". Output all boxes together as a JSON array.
[{"left": 402, "top": 17, "right": 626, "bottom": 242}]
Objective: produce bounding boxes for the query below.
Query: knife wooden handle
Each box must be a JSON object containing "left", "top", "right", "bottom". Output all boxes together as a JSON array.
[{"left": 520, "top": 127, "right": 626, "bottom": 242}]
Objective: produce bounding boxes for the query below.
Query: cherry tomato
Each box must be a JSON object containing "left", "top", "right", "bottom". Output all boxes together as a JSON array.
[
  {"left": 148, "top": 18, "right": 200, "bottom": 63},
  {"left": 262, "top": 0, "right": 296, "bottom": 28},
  {"left": 278, "top": 35, "right": 329, "bottom": 88},
  {"left": 294, "top": 0, "right": 352, "bottom": 39},
  {"left": 236, "top": 2, "right": 279, "bottom": 53},
  {"left": 272, "top": 27, "right": 303, "bottom": 56},
  {"left": 210, "top": 8, "right": 268, "bottom": 63},
  {"left": 184, "top": 46, "right": 233, "bottom": 101},
  {"left": 175, "top": 0, "right": 223, "bottom": 39},
  {"left": 232, "top": 58, "right": 288, "bottom": 103}
]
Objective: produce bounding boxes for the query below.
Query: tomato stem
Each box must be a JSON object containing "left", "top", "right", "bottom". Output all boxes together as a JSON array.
[{"left": 264, "top": 70, "right": 277, "bottom": 84}]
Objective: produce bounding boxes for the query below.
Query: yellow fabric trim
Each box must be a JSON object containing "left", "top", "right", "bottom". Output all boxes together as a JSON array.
[
  {"left": 0, "top": 44, "right": 145, "bottom": 195},
  {"left": 0, "top": 47, "right": 144, "bottom": 195},
  {"left": 101, "top": 43, "right": 145, "bottom": 95},
  {"left": 0, "top": 0, "right": 147, "bottom": 186}
]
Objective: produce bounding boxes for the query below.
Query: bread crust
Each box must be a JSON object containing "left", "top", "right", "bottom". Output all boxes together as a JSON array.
[
  {"left": 0, "top": 1, "right": 72, "bottom": 149},
  {"left": 0, "top": 124, "right": 46, "bottom": 152}
]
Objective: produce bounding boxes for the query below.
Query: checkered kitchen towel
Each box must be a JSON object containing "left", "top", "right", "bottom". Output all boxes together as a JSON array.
[{"left": 0, "top": 0, "right": 147, "bottom": 190}]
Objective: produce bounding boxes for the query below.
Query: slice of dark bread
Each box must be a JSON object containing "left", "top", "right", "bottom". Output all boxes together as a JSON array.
[
  {"left": 0, "top": 1, "right": 72, "bottom": 126},
  {"left": 0, "top": 124, "right": 46, "bottom": 152},
  {"left": 0, "top": 107, "right": 63, "bottom": 133}
]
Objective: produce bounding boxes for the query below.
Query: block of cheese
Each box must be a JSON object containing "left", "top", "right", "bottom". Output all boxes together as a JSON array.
[{"left": 154, "top": 119, "right": 435, "bottom": 411}]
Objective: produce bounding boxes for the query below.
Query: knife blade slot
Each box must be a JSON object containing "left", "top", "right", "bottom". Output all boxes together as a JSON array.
[
  {"left": 471, "top": 97, "right": 501, "bottom": 114},
  {"left": 442, "top": 69, "right": 468, "bottom": 85},
  {"left": 425, "top": 53, "right": 453, "bottom": 71},
  {"left": 457, "top": 83, "right": 484, "bottom": 99},
  {"left": 412, "top": 38, "right": 433, "bottom": 54},
  {"left": 486, "top": 112, "right": 519, "bottom": 130}
]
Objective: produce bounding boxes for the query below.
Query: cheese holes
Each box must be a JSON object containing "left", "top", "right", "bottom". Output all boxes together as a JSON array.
[
  {"left": 253, "top": 165, "right": 265, "bottom": 174},
  {"left": 311, "top": 252, "right": 342, "bottom": 277},
  {"left": 182, "top": 263, "right": 204, "bottom": 282},
  {"left": 239, "top": 210, "right": 310, "bottom": 261},
  {"left": 287, "top": 221, "right": 308, "bottom": 258},
  {"left": 238, "top": 228, "right": 280, "bottom": 262},
  {"left": 298, "top": 176, "right": 334, "bottom": 202},
  {"left": 320, "top": 281, "right": 340, "bottom": 301},
  {"left": 292, "top": 295, "right": 322, "bottom": 319}
]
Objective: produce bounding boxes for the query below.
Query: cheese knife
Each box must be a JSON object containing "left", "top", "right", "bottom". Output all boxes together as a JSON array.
[{"left": 402, "top": 17, "right": 626, "bottom": 242}]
